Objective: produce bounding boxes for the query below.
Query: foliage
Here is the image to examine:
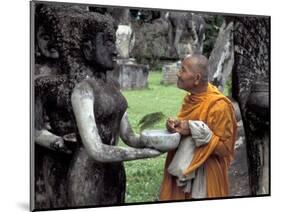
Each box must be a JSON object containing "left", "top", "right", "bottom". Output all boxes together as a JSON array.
[
  {"left": 203, "top": 15, "right": 224, "bottom": 57},
  {"left": 223, "top": 75, "right": 232, "bottom": 97},
  {"left": 120, "top": 72, "right": 186, "bottom": 202},
  {"left": 138, "top": 112, "right": 166, "bottom": 132}
]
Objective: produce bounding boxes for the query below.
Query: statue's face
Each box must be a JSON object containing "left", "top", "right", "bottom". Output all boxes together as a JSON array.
[
  {"left": 36, "top": 26, "right": 59, "bottom": 59},
  {"left": 83, "top": 31, "right": 117, "bottom": 71},
  {"left": 95, "top": 32, "right": 117, "bottom": 70}
]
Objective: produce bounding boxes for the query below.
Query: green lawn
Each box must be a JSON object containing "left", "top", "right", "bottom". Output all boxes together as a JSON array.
[{"left": 120, "top": 71, "right": 186, "bottom": 203}]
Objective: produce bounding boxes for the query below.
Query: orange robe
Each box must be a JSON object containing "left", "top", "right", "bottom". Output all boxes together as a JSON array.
[{"left": 159, "top": 83, "right": 237, "bottom": 200}]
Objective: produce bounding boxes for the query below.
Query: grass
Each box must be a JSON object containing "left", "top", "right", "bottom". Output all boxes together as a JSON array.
[
  {"left": 122, "top": 72, "right": 186, "bottom": 134},
  {"left": 120, "top": 71, "right": 186, "bottom": 203}
]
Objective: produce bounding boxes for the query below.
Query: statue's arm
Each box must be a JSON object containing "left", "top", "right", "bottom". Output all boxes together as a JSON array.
[
  {"left": 119, "top": 112, "right": 145, "bottom": 148},
  {"left": 35, "top": 129, "right": 71, "bottom": 154},
  {"left": 34, "top": 96, "right": 71, "bottom": 153},
  {"left": 71, "top": 81, "right": 161, "bottom": 163}
]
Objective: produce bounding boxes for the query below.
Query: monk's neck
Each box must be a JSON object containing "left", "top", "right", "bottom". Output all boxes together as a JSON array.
[{"left": 189, "top": 83, "right": 208, "bottom": 95}]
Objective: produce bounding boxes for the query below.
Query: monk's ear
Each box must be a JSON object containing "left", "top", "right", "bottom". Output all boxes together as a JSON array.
[{"left": 194, "top": 73, "right": 201, "bottom": 85}]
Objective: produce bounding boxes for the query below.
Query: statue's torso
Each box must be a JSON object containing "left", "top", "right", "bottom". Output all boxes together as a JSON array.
[
  {"left": 42, "top": 75, "right": 127, "bottom": 146},
  {"left": 35, "top": 72, "right": 128, "bottom": 208},
  {"left": 67, "top": 76, "right": 128, "bottom": 206},
  {"left": 88, "top": 76, "right": 128, "bottom": 145}
]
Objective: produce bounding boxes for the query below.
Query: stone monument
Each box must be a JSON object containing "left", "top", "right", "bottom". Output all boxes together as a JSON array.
[
  {"left": 208, "top": 21, "right": 234, "bottom": 93},
  {"left": 109, "top": 10, "right": 149, "bottom": 90}
]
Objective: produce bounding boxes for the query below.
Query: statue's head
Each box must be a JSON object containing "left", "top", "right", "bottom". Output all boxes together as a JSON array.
[
  {"left": 36, "top": 25, "right": 59, "bottom": 59},
  {"left": 35, "top": 4, "right": 61, "bottom": 60},
  {"left": 35, "top": 3, "right": 117, "bottom": 75},
  {"left": 81, "top": 13, "right": 118, "bottom": 71}
]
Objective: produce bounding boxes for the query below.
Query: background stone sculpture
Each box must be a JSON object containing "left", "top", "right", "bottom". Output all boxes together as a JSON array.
[
  {"left": 34, "top": 4, "right": 79, "bottom": 209},
  {"left": 166, "top": 12, "right": 206, "bottom": 58},
  {"left": 206, "top": 15, "right": 269, "bottom": 196},
  {"left": 131, "top": 10, "right": 170, "bottom": 66},
  {"left": 208, "top": 20, "right": 234, "bottom": 93},
  {"left": 232, "top": 16, "right": 270, "bottom": 195},
  {"left": 116, "top": 24, "right": 135, "bottom": 59}
]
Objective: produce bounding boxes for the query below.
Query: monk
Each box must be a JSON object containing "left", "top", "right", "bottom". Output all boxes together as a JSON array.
[{"left": 160, "top": 54, "right": 237, "bottom": 200}]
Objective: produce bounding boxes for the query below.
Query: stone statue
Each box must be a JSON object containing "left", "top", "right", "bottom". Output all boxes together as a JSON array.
[
  {"left": 166, "top": 12, "right": 205, "bottom": 58},
  {"left": 131, "top": 9, "right": 162, "bottom": 23},
  {"left": 88, "top": 7, "right": 131, "bottom": 25},
  {"left": 232, "top": 16, "right": 270, "bottom": 195},
  {"left": 33, "top": 4, "right": 161, "bottom": 210},
  {"left": 34, "top": 4, "right": 75, "bottom": 209},
  {"left": 116, "top": 24, "right": 135, "bottom": 59},
  {"left": 208, "top": 20, "right": 234, "bottom": 93},
  {"left": 130, "top": 10, "right": 170, "bottom": 65}
]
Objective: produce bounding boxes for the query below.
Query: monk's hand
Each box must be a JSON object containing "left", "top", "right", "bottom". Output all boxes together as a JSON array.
[
  {"left": 174, "top": 120, "right": 190, "bottom": 136},
  {"left": 166, "top": 117, "right": 178, "bottom": 133}
]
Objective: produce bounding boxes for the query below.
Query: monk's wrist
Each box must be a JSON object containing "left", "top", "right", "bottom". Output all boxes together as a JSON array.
[{"left": 181, "top": 120, "right": 190, "bottom": 135}]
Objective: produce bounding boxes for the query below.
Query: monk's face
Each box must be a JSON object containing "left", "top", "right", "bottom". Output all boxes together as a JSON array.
[{"left": 176, "top": 58, "right": 198, "bottom": 92}]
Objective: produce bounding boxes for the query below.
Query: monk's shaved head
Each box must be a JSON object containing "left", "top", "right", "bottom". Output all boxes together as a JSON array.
[{"left": 182, "top": 54, "right": 209, "bottom": 83}]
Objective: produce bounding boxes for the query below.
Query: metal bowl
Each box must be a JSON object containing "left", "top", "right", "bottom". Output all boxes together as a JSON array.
[{"left": 140, "top": 129, "right": 180, "bottom": 152}]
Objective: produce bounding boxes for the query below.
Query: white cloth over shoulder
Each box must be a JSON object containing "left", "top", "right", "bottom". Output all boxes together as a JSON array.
[{"left": 167, "top": 120, "right": 213, "bottom": 198}]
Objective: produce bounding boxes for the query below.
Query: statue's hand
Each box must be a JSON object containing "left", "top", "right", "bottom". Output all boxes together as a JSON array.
[
  {"left": 50, "top": 137, "right": 72, "bottom": 154},
  {"left": 140, "top": 148, "right": 163, "bottom": 157}
]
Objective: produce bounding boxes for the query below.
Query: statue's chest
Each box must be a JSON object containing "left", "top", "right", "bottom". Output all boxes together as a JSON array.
[{"left": 89, "top": 78, "right": 127, "bottom": 125}]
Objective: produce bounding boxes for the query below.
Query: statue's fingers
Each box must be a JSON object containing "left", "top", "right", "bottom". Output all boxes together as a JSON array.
[{"left": 60, "top": 146, "right": 72, "bottom": 154}]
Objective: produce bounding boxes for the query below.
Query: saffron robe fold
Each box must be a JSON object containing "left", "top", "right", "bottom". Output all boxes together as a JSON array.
[{"left": 159, "top": 83, "right": 237, "bottom": 200}]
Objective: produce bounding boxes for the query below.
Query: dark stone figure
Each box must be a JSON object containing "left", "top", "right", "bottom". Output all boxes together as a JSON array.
[
  {"left": 130, "top": 11, "right": 170, "bottom": 66},
  {"left": 166, "top": 12, "right": 206, "bottom": 58},
  {"left": 131, "top": 9, "right": 162, "bottom": 23},
  {"left": 88, "top": 7, "right": 131, "bottom": 25},
  {"left": 34, "top": 4, "right": 74, "bottom": 209},
  {"left": 232, "top": 16, "right": 270, "bottom": 195},
  {"left": 33, "top": 4, "right": 160, "bottom": 210}
]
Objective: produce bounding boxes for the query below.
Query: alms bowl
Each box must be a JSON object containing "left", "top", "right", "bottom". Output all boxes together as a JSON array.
[{"left": 140, "top": 130, "right": 180, "bottom": 152}]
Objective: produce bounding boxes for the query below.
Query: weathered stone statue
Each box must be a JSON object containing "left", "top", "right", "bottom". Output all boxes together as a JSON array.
[
  {"left": 160, "top": 12, "right": 206, "bottom": 86},
  {"left": 208, "top": 20, "right": 234, "bottom": 93},
  {"left": 89, "top": 7, "right": 131, "bottom": 25},
  {"left": 232, "top": 16, "right": 270, "bottom": 195},
  {"left": 34, "top": 4, "right": 75, "bottom": 209},
  {"left": 33, "top": 4, "right": 161, "bottom": 210},
  {"left": 130, "top": 10, "right": 170, "bottom": 65},
  {"left": 116, "top": 24, "right": 135, "bottom": 59},
  {"left": 166, "top": 12, "right": 205, "bottom": 58}
]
